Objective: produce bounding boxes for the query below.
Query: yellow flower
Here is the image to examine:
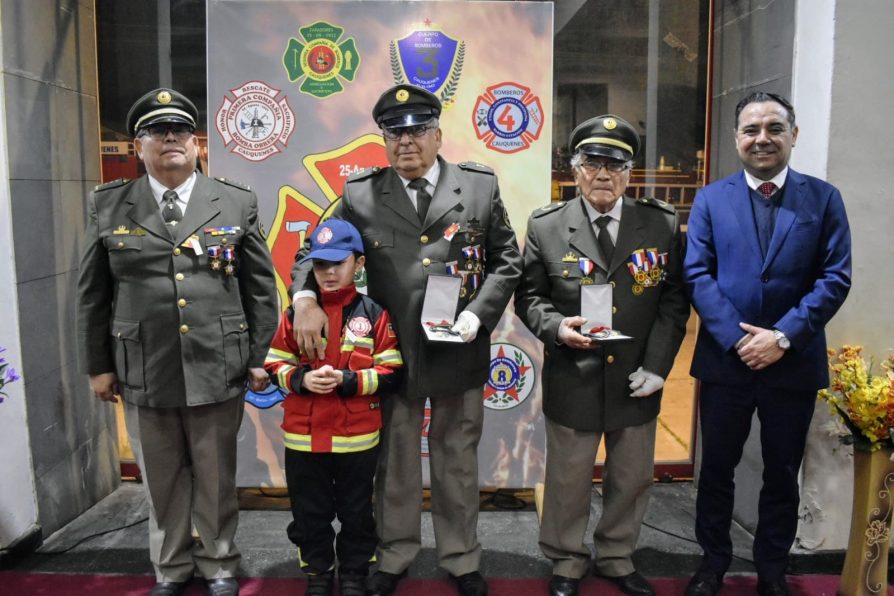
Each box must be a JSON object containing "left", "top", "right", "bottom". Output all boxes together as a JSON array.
[{"left": 818, "top": 347, "right": 894, "bottom": 452}]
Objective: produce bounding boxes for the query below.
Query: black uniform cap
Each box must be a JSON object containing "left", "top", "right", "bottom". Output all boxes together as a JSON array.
[
  {"left": 372, "top": 84, "right": 441, "bottom": 129},
  {"left": 126, "top": 88, "right": 198, "bottom": 137},
  {"left": 568, "top": 114, "right": 640, "bottom": 162}
]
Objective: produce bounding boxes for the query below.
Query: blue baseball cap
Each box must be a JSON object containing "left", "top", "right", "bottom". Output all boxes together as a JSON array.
[{"left": 299, "top": 219, "right": 364, "bottom": 264}]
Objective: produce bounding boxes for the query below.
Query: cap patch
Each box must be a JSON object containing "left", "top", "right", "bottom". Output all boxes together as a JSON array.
[{"left": 316, "top": 226, "right": 334, "bottom": 244}]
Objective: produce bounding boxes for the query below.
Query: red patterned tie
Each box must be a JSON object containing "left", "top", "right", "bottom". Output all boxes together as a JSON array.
[{"left": 757, "top": 181, "right": 777, "bottom": 199}]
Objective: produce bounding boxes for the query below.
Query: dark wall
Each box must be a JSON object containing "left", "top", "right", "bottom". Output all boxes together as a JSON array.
[{"left": 709, "top": 0, "right": 795, "bottom": 182}]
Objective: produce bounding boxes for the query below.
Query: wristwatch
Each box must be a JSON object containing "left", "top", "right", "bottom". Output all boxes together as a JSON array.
[{"left": 773, "top": 329, "right": 791, "bottom": 350}]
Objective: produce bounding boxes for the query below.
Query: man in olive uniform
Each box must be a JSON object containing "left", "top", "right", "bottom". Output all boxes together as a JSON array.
[
  {"left": 514, "top": 115, "right": 689, "bottom": 596},
  {"left": 290, "top": 84, "right": 522, "bottom": 596},
  {"left": 77, "top": 88, "right": 278, "bottom": 596}
]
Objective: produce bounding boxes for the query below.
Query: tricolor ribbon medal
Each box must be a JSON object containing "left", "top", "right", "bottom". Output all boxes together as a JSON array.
[
  {"left": 646, "top": 247, "right": 663, "bottom": 281},
  {"left": 222, "top": 246, "right": 237, "bottom": 276},
  {"left": 208, "top": 245, "right": 223, "bottom": 271},
  {"left": 446, "top": 260, "right": 459, "bottom": 276},
  {"left": 579, "top": 257, "right": 594, "bottom": 285}
]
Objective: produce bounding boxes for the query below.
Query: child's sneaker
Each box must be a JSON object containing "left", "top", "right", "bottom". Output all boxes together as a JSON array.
[
  {"left": 337, "top": 571, "right": 367, "bottom": 596},
  {"left": 305, "top": 570, "right": 334, "bottom": 596}
]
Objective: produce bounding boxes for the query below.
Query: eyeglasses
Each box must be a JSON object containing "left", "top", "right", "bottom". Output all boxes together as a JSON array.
[
  {"left": 579, "top": 160, "right": 629, "bottom": 174},
  {"left": 140, "top": 123, "right": 195, "bottom": 140},
  {"left": 381, "top": 123, "right": 437, "bottom": 141}
]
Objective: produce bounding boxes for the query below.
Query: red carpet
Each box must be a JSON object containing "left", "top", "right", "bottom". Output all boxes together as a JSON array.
[{"left": 0, "top": 571, "right": 854, "bottom": 595}]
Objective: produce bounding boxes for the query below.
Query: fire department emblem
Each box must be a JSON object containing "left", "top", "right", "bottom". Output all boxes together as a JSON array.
[
  {"left": 283, "top": 21, "right": 360, "bottom": 98},
  {"left": 484, "top": 343, "right": 535, "bottom": 411},
  {"left": 347, "top": 316, "right": 372, "bottom": 337},
  {"left": 215, "top": 81, "right": 295, "bottom": 162},
  {"left": 390, "top": 21, "right": 464, "bottom": 108},
  {"left": 473, "top": 82, "right": 544, "bottom": 154}
]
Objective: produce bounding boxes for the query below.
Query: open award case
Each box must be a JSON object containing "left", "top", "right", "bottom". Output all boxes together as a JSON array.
[
  {"left": 581, "top": 283, "right": 634, "bottom": 343},
  {"left": 421, "top": 275, "right": 465, "bottom": 343}
]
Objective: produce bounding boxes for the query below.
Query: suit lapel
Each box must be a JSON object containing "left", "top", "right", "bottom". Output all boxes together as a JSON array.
[
  {"left": 762, "top": 170, "right": 806, "bottom": 273},
  {"left": 609, "top": 197, "right": 647, "bottom": 277},
  {"left": 379, "top": 169, "right": 420, "bottom": 227},
  {"left": 729, "top": 173, "right": 763, "bottom": 261},
  {"left": 424, "top": 160, "right": 461, "bottom": 231},
  {"left": 125, "top": 177, "right": 171, "bottom": 243},
  {"left": 567, "top": 199, "right": 605, "bottom": 271},
  {"left": 173, "top": 174, "right": 221, "bottom": 245}
]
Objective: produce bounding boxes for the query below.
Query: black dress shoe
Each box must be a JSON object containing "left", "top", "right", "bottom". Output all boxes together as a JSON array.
[
  {"left": 206, "top": 577, "right": 240, "bottom": 596},
  {"left": 602, "top": 571, "right": 654, "bottom": 596},
  {"left": 757, "top": 578, "right": 790, "bottom": 596},
  {"left": 149, "top": 581, "right": 190, "bottom": 596},
  {"left": 449, "top": 571, "right": 488, "bottom": 596},
  {"left": 548, "top": 574, "right": 580, "bottom": 596},
  {"left": 684, "top": 568, "right": 723, "bottom": 596},
  {"left": 338, "top": 571, "right": 367, "bottom": 596},
  {"left": 306, "top": 571, "right": 334, "bottom": 596},
  {"left": 366, "top": 570, "right": 406, "bottom": 596}
]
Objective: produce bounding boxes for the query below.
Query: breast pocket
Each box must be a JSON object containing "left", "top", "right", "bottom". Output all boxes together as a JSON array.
[
  {"left": 111, "top": 319, "right": 145, "bottom": 390},
  {"left": 362, "top": 230, "right": 394, "bottom": 252},
  {"left": 220, "top": 313, "right": 249, "bottom": 386}
]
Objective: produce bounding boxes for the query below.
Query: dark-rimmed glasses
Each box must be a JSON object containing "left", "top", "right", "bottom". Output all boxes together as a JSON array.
[
  {"left": 140, "top": 123, "right": 195, "bottom": 140},
  {"left": 381, "top": 123, "right": 437, "bottom": 141},
  {"left": 579, "top": 159, "right": 630, "bottom": 174}
]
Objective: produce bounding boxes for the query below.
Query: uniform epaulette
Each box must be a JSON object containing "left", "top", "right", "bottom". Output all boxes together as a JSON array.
[
  {"left": 637, "top": 196, "right": 676, "bottom": 214},
  {"left": 215, "top": 177, "right": 251, "bottom": 191},
  {"left": 458, "top": 161, "right": 494, "bottom": 175},
  {"left": 347, "top": 166, "right": 384, "bottom": 182},
  {"left": 93, "top": 178, "right": 130, "bottom": 192},
  {"left": 532, "top": 201, "right": 568, "bottom": 218}
]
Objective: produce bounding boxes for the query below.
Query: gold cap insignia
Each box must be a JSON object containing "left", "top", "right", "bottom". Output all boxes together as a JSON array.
[
  {"left": 604, "top": 118, "right": 617, "bottom": 130},
  {"left": 396, "top": 89, "right": 409, "bottom": 103},
  {"left": 157, "top": 91, "right": 172, "bottom": 104}
]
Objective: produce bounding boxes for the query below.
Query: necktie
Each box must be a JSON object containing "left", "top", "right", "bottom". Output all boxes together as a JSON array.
[
  {"left": 408, "top": 178, "right": 431, "bottom": 223},
  {"left": 162, "top": 190, "right": 183, "bottom": 226},
  {"left": 595, "top": 215, "right": 614, "bottom": 263},
  {"left": 757, "top": 181, "right": 777, "bottom": 199}
]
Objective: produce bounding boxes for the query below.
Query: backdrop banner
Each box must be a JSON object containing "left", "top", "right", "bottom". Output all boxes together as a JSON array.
[{"left": 207, "top": 0, "right": 553, "bottom": 489}]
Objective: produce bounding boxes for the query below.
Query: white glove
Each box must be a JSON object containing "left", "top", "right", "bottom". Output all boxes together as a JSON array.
[
  {"left": 451, "top": 310, "right": 482, "bottom": 343},
  {"left": 628, "top": 366, "right": 664, "bottom": 397}
]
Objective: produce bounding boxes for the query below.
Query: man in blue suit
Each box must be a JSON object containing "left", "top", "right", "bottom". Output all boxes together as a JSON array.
[{"left": 682, "top": 92, "right": 851, "bottom": 596}]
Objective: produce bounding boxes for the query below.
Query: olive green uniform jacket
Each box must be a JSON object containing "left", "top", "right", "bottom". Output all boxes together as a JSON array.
[
  {"left": 290, "top": 157, "right": 522, "bottom": 398},
  {"left": 77, "top": 174, "right": 278, "bottom": 408},
  {"left": 514, "top": 196, "right": 689, "bottom": 432}
]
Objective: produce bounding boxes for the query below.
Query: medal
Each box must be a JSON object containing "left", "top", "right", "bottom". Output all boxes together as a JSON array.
[
  {"left": 207, "top": 245, "right": 222, "bottom": 271},
  {"left": 632, "top": 284, "right": 644, "bottom": 295},
  {"left": 579, "top": 258, "right": 594, "bottom": 285},
  {"left": 222, "top": 246, "right": 236, "bottom": 276},
  {"left": 446, "top": 260, "right": 459, "bottom": 276}
]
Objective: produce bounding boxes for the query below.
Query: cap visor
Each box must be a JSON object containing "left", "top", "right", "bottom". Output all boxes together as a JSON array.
[
  {"left": 298, "top": 248, "right": 354, "bottom": 264},
  {"left": 141, "top": 114, "right": 196, "bottom": 130},
  {"left": 380, "top": 113, "right": 435, "bottom": 128},
  {"left": 579, "top": 145, "right": 630, "bottom": 162}
]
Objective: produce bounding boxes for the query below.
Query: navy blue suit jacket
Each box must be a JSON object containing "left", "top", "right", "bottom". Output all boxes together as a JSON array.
[{"left": 684, "top": 169, "right": 851, "bottom": 391}]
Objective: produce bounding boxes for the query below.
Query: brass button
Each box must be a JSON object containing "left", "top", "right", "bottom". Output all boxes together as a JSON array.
[
  {"left": 373, "top": 240, "right": 380, "bottom": 248},
  {"left": 420, "top": 235, "right": 429, "bottom": 244},
  {"left": 612, "top": 306, "right": 617, "bottom": 314},
  {"left": 606, "top": 355, "right": 615, "bottom": 364},
  {"left": 178, "top": 299, "right": 187, "bottom": 308},
  {"left": 117, "top": 241, "right": 124, "bottom": 248},
  {"left": 422, "top": 258, "right": 431, "bottom": 267},
  {"left": 562, "top": 270, "right": 569, "bottom": 278},
  {"left": 173, "top": 247, "right": 181, "bottom": 256},
  {"left": 179, "top": 324, "right": 189, "bottom": 334},
  {"left": 221, "top": 238, "right": 228, "bottom": 245},
  {"left": 239, "top": 323, "right": 246, "bottom": 330},
  {"left": 610, "top": 281, "right": 616, "bottom": 287},
  {"left": 175, "top": 273, "right": 184, "bottom": 281}
]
